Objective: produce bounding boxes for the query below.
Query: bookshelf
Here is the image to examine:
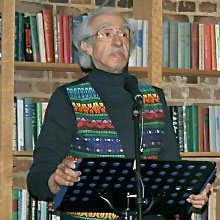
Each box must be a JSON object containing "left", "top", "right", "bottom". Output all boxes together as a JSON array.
[{"left": 0, "top": 0, "right": 220, "bottom": 219}]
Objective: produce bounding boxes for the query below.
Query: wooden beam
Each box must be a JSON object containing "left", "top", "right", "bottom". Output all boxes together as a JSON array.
[
  {"left": 134, "top": 0, "right": 162, "bottom": 87},
  {"left": 0, "top": 0, "right": 15, "bottom": 219}
]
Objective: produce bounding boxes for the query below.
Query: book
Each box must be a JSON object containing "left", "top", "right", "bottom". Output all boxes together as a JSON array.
[
  {"left": 18, "top": 13, "right": 25, "bottom": 61},
  {"left": 210, "top": 23, "right": 217, "bottom": 70},
  {"left": 142, "top": 20, "right": 148, "bottom": 67},
  {"left": 53, "top": 14, "right": 59, "bottom": 63},
  {"left": 162, "top": 21, "right": 170, "bottom": 68},
  {"left": 42, "top": 10, "right": 55, "bottom": 63},
  {"left": 169, "top": 21, "right": 178, "bottom": 68},
  {"left": 37, "top": 12, "right": 46, "bottom": 62},
  {"left": 209, "top": 106, "right": 217, "bottom": 152},
  {"left": 23, "top": 97, "right": 34, "bottom": 151},
  {"left": 16, "top": 97, "right": 24, "bottom": 151},
  {"left": 57, "top": 14, "right": 64, "bottom": 63},
  {"left": 24, "top": 16, "right": 33, "bottom": 62},
  {"left": 136, "top": 19, "right": 143, "bottom": 67},
  {"left": 184, "top": 22, "right": 190, "bottom": 69},
  {"left": 191, "top": 22, "right": 199, "bottom": 69},
  {"left": 14, "top": 12, "right": 19, "bottom": 61},
  {"left": 30, "top": 15, "right": 40, "bottom": 62},
  {"left": 63, "top": 15, "right": 70, "bottom": 63},
  {"left": 199, "top": 23, "right": 204, "bottom": 70},
  {"left": 204, "top": 23, "right": 211, "bottom": 70}
]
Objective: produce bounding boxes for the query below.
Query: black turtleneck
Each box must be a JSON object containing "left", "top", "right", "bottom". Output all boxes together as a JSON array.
[
  {"left": 27, "top": 66, "right": 180, "bottom": 204},
  {"left": 88, "top": 66, "right": 135, "bottom": 157}
]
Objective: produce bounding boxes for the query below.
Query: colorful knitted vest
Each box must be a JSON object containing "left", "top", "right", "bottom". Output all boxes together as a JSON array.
[{"left": 66, "top": 81, "right": 165, "bottom": 160}]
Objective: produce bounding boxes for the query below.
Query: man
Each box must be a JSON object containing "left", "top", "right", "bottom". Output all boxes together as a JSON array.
[{"left": 27, "top": 7, "right": 210, "bottom": 220}]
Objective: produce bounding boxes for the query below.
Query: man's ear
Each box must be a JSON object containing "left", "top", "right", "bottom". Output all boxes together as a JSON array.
[{"left": 81, "top": 41, "right": 93, "bottom": 56}]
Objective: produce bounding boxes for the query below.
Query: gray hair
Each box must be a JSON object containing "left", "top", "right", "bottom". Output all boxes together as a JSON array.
[{"left": 73, "top": 7, "right": 137, "bottom": 69}]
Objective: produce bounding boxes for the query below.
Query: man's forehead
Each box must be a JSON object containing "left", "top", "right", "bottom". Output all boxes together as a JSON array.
[{"left": 91, "top": 13, "right": 127, "bottom": 29}]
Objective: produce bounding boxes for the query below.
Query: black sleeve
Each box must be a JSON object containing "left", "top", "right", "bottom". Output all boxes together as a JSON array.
[
  {"left": 27, "top": 86, "right": 76, "bottom": 200},
  {"left": 155, "top": 88, "right": 181, "bottom": 161}
]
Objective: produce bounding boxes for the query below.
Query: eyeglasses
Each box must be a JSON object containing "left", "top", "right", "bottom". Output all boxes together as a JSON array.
[{"left": 84, "top": 27, "right": 131, "bottom": 42}]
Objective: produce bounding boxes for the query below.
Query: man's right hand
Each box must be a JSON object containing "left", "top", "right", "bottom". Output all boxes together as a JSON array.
[{"left": 48, "top": 158, "right": 81, "bottom": 194}]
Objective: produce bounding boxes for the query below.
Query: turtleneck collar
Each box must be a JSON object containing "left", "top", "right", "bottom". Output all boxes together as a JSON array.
[{"left": 88, "top": 65, "right": 129, "bottom": 87}]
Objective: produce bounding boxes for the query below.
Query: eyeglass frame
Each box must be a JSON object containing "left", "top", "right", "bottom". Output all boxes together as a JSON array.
[{"left": 83, "top": 25, "right": 134, "bottom": 42}]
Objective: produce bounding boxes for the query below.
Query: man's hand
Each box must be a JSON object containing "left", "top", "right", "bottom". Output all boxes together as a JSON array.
[
  {"left": 48, "top": 158, "right": 81, "bottom": 194},
  {"left": 187, "top": 184, "right": 211, "bottom": 209}
]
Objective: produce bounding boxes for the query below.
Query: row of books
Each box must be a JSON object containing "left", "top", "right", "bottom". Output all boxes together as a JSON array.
[
  {"left": 163, "top": 21, "right": 220, "bottom": 71},
  {"left": 169, "top": 105, "right": 220, "bottom": 153},
  {"left": 12, "top": 189, "right": 60, "bottom": 220},
  {"left": 9, "top": 11, "right": 148, "bottom": 67},
  {"left": 13, "top": 97, "right": 48, "bottom": 151}
]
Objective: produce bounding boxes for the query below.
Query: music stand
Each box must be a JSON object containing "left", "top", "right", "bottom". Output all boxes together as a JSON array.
[{"left": 52, "top": 158, "right": 216, "bottom": 219}]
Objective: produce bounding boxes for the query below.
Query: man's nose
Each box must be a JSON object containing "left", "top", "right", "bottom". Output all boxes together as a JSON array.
[{"left": 111, "top": 34, "right": 123, "bottom": 46}]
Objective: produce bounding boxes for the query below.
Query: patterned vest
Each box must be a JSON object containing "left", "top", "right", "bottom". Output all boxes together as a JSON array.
[{"left": 66, "top": 81, "right": 165, "bottom": 160}]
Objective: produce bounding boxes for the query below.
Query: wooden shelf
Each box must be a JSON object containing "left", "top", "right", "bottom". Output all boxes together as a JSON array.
[
  {"left": 4, "top": 62, "right": 220, "bottom": 78},
  {"left": 180, "top": 152, "right": 220, "bottom": 158},
  {"left": 13, "top": 151, "right": 33, "bottom": 157},
  {"left": 163, "top": 67, "right": 220, "bottom": 77},
  {"left": 1, "top": 61, "right": 149, "bottom": 78}
]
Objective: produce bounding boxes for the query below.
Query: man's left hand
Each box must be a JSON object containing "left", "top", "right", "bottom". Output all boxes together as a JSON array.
[{"left": 187, "top": 184, "right": 211, "bottom": 209}]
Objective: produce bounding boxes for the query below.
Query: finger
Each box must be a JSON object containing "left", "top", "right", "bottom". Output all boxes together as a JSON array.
[
  {"left": 62, "top": 159, "right": 76, "bottom": 169},
  {"left": 54, "top": 168, "right": 81, "bottom": 186},
  {"left": 187, "top": 197, "right": 207, "bottom": 209}
]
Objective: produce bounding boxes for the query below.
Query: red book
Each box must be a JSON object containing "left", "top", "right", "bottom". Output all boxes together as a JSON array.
[
  {"left": 191, "top": 22, "right": 199, "bottom": 69},
  {"left": 57, "top": 14, "right": 64, "bottom": 63},
  {"left": 210, "top": 23, "right": 217, "bottom": 70},
  {"left": 42, "top": 10, "right": 54, "bottom": 63},
  {"left": 63, "top": 15, "right": 70, "bottom": 63},
  {"left": 204, "top": 23, "right": 212, "bottom": 70}
]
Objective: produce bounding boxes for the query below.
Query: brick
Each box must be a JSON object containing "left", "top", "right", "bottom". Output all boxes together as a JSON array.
[
  {"left": 178, "top": 1, "right": 195, "bottom": 12},
  {"left": 171, "top": 87, "right": 186, "bottom": 99},
  {"left": 199, "top": 2, "right": 216, "bottom": 13},
  {"left": 15, "top": 70, "right": 46, "bottom": 79},
  {"left": 163, "top": 0, "right": 176, "bottom": 11},
  {"left": 51, "top": 71, "right": 69, "bottom": 79},
  {"left": 188, "top": 87, "right": 211, "bottom": 99},
  {"left": 214, "top": 89, "right": 220, "bottom": 100},
  {"left": 14, "top": 81, "right": 32, "bottom": 94},
  {"left": 33, "top": 82, "right": 54, "bottom": 94},
  {"left": 199, "top": 77, "right": 219, "bottom": 85}
]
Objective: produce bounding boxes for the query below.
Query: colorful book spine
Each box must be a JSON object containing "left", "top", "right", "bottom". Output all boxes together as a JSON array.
[
  {"left": 57, "top": 14, "right": 64, "bottom": 63},
  {"left": 42, "top": 10, "right": 55, "bottom": 63},
  {"left": 30, "top": 15, "right": 40, "bottom": 62}
]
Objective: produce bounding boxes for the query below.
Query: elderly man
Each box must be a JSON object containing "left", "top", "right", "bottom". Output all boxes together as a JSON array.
[{"left": 27, "top": 7, "right": 210, "bottom": 220}]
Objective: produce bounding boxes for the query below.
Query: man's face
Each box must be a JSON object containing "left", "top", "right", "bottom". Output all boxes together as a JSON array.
[{"left": 83, "top": 13, "right": 130, "bottom": 74}]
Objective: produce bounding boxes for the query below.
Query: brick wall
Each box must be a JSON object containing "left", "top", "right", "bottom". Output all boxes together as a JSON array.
[{"left": 163, "top": 0, "right": 220, "bottom": 106}]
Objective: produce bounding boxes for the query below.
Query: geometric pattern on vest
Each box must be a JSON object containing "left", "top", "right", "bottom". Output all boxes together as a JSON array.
[{"left": 66, "top": 81, "right": 165, "bottom": 159}]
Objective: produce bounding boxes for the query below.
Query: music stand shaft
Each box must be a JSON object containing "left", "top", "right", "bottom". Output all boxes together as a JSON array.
[{"left": 133, "top": 98, "right": 143, "bottom": 220}]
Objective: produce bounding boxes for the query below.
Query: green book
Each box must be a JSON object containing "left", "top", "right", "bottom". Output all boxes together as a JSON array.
[
  {"left": 186, "top": 106, "right": 199, "bottom": 152},
  {"left": 184, "top": 22, "right": 191, "bottom": 69},
  {"left": 177, "top": 22, "right": 185, "bottom": 69},
  {"left": 12, "top": 189, "right": 19, "bottom": 220},
  {"left": 18, "top": 12, "right": 25, "bottom": 61},
  {"left": 30, "top": 15, "right": 40, "bottom": 62},
  {"left": 14, "top": 12, "right": 19, "bottom": 61},
  {"left": 169, "top": 21, "right": 178, "bottom": 68},
  {"left": 162, "top": 21, "right": 170, "bottom": 68}
]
